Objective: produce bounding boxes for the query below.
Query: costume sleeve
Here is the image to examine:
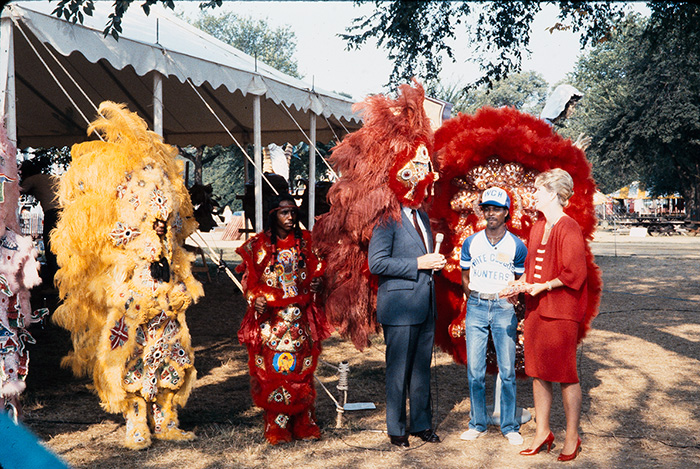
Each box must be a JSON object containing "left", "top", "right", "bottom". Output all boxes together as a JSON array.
[
  {"left": 235, "top": 235, "right": 264, "bottom": 303},
  {"left": 556, "top": 219, "right": 587, "bottom": 290},
  {"left": 368, "top": 220, "right": 419, "bottom": 280}
]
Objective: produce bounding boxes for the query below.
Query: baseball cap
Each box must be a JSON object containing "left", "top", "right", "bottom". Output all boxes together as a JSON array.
[{"left": 479, "top": 187, "right": 511, "bottom": 209}]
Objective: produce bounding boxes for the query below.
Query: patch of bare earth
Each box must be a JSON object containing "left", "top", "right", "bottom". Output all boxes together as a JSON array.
[{"left": 19, "top": 231, "right": 700, "bottom": 468}]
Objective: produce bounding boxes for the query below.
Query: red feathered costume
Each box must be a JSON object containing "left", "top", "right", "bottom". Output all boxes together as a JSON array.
[
  {"left": 312, "top": 81, "right": 435, "bottom": 349},
  {"left": 236, "top": 229, "right": 332, "bottom": 444},
  {"left": 428, "top": 106, "right": 602, "bottom": 372}
]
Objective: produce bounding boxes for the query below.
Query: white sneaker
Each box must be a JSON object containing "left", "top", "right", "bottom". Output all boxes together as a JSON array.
[
  {"left": 505, "top": 432, "right": 524, "bottom": 445},
  {"left": 460, "top": 428, "right": 486, "bottom": 440}
]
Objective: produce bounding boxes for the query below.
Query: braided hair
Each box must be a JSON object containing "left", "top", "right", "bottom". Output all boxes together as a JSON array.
[{"left": 267, "top": 193, "right": 306, "bottom": 271}]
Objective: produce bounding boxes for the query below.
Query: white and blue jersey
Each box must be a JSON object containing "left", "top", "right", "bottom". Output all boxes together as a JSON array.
[{"left": 460, "top": 230, "right": 527, "bottom": 294}]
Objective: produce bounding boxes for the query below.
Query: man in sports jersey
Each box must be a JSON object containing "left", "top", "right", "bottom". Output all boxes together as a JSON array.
[{"left": 459, "top": 186, "right": 527, "bottom": 445}]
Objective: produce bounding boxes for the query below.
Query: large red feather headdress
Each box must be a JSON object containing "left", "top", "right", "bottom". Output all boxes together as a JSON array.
[
  {"left": 312, "top": 81, "right": 434, "bottom": 350},
  {"left": 429, "top": 106, "right": 602, "bottom": 368}
]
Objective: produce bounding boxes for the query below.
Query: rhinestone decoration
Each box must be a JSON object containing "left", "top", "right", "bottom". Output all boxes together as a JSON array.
[{"left": 447, "top": 158, "right": 539, "bottom": 269}]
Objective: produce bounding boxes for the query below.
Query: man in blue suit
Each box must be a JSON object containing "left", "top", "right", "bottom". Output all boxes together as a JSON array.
[{"left": 368, "top": 145, "right": 446, "bottom": 448}]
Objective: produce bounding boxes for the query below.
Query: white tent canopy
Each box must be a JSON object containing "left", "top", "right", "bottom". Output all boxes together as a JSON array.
[{"left": 1, "top": 1, "right": 363, "bottom": 229}]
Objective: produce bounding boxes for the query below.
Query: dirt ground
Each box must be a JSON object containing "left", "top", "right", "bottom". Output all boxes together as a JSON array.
[{"left": 16, "top": 229, "right": 700, "bottom": 468}]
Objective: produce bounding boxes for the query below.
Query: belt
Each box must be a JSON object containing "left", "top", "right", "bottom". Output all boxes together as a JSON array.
[{"left": 470, "top": 291, "right": 499, "bottom": 301}]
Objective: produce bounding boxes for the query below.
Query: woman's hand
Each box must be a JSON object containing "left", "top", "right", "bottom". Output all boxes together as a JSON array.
[{"left": 527, "top": 282, "right": 550, "bottom": 297}]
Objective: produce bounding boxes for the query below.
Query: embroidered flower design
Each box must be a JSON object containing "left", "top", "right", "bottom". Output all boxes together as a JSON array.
[
  {"left": 150, "top": 188, "right": 170, "bottom": 219},
  {"left": 109, "top": 222, "right": 141, "bottom": 246}
]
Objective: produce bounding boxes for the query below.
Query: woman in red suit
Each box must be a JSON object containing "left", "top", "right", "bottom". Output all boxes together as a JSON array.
[{"left": 518, "top": 169, "right": 587, "bottom": 462}]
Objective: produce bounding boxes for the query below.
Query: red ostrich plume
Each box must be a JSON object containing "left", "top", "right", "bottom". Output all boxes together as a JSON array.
[
  {"left": 429, "top": 106, "right": 602, "bottom": 368},
  {"left": 312, "top": 80, "right": 434, "bottom": 350}
]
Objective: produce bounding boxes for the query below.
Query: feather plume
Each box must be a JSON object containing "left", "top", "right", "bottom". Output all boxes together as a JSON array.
[
  {"left": 313, "top": 81, "right": 434, "bottom": 349},
  {"left": 52, "top": 102, "right": 202, "bottom": 413},
  {"left": 430, "top": 106, "right": 602, "bottom": 364}
]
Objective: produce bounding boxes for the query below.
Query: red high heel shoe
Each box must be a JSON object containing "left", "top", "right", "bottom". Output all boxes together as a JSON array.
[
  {"left": 558, "top": 437, "right": 582, "bottom": 461},
  {"left": 519, "top": 431, "right": 555, "bottom": 456}
]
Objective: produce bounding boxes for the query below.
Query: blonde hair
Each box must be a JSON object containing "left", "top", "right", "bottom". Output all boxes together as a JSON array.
[{"left": 535, "top": 168, "right": 574, "bottom": 207}]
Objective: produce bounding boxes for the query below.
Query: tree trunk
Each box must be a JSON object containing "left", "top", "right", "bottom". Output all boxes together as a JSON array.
[
  {"left": 684, "top": 184, "right": 700, "bottom": 221},
  {"left": 194, "top": 146, "right": 204, "bottom": 186}
]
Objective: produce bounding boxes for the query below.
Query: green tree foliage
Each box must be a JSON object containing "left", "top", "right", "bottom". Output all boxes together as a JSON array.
[
  {"left": 53, "top": 0, "right": 627, "bottom": 88},
  {"left": 188, "top": 11, "right": 302, "bottom": 79},
  {"left": 428, "top": 71, "right": 549, "bottom": 115},
  {"left": 178, "top": 141, "right": 336, "bottom": 212},
  {"left": 343, "top": 1, "right": 627, "bottom": 89},
  {"left": 19, "top": 147, "right": 72, "bottom": 175},
  {"left": 570, "top": 5, "right": 700, "bottom": 218},
  {"left": 199, "top": 145, "right": 245, "bottom": 211}
]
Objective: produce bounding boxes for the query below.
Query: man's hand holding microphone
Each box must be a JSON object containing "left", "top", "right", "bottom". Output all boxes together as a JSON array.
[{"left": 417, "top": 233, "right": 446, "bottom": 271}]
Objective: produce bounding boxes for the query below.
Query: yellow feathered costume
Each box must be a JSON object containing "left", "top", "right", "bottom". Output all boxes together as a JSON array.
[{"left": 52, "top": 102, "right": 203, "bottom": 449}]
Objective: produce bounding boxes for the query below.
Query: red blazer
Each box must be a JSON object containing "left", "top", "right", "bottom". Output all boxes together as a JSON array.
[{"left": 525, "top": 216, "right": 588, "bottom": 322}]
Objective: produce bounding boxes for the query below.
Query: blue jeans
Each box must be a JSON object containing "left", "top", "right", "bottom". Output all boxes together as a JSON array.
[{"left": 465, "top": 295, "right": 519, "bottom": 435}]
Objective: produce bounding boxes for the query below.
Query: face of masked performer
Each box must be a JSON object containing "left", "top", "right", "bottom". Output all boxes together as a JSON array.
[
  {"left": 275, "top": 199, "right": 298, "bottom": 239},
  {"left": 393, "top": 142, "right": 436, "bottom": 208},
  {"left": 153, "top": 218, "right": 167, "bottom": 238}
]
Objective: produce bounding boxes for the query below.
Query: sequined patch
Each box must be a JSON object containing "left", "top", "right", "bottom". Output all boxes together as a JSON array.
[
  {"left": 124, "top": 358, "right": 144, "bottom": 384},
  {"left": 268, "top": 386, "right": 292, "bottom": 405},
  {"left": 254, "top": 355, "right": 265, "bottom": 370},
  {"left": 160, "top": 364, "right": 181, "bottom": 386},
  {"left": 150, "top": 188, "right": 170, "bottom": 219},
  {"left": 169, "top": 342, "right": 191, "bottom": 366},
  {"left": 274, "top": 413, "right": 289, "bottom": 428},
  {"left": 272, "top": 352, "right": 296, "bottom": 374},
  {"left": 151, "top": 402, "right": 165, "bottom": 433},
  {"left": 301, "top": 356, "right": 313, "bottom": 372},
  {"left": 0, "top": 235, "right": 18, "bottom": 251},
  {"left": 109, "top": 222, "right": 141, "bottom": 247},
  {"left": 0, "top": 274, "right": 13, "bottom": 297},
  {"left": 109, "top": 317, "right": 129, "bottom": 349}
]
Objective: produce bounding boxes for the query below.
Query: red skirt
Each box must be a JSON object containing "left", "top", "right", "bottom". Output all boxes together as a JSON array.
[{"left": 524, "top": 312, "right": 580, "bottom": 383}]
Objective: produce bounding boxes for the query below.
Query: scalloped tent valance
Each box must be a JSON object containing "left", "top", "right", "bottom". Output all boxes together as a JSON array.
[{"left": 1, "top": 1, "right": 362, "bottom": 148}]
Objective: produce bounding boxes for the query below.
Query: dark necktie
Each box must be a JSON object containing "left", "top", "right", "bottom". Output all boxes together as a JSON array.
[{"left": 412, "top": 209, "right": 427, "bottom": 251}]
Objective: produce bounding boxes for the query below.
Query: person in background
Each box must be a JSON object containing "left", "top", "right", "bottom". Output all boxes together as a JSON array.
[
  {"left": 236, "top": 193, "right": 331, "bottom": 445},
  {"left": 515, "top": 168, "right": 589, "bottom": 462},
  {"left": 19, "top": 159, "right": 60, "bottom": 289},
  {"left": 459, "top": 187, "right": 526, "bottom": 446}
]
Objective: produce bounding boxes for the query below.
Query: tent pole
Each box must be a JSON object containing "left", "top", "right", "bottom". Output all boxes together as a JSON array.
[
  {"left": 1, "top": 16, "right": 17, "bottom": 146},
  {"left": 153, "top": 71, "right": 163, "bottom": 137},
  {"left": 308, "top": 113, "right": 317, "bottom": 229},
  {"left": 254, "top": 94, "right": 263, "bottom": 233}
]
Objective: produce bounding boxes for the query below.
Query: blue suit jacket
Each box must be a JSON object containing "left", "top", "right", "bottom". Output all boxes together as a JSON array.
[{"left": 368, "top": 209, "right": 435, "bottom": 326}]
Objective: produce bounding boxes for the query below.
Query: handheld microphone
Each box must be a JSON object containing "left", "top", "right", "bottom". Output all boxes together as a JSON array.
[{"left": 434, "top": 233, "right": 444, "bottom": 254}]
